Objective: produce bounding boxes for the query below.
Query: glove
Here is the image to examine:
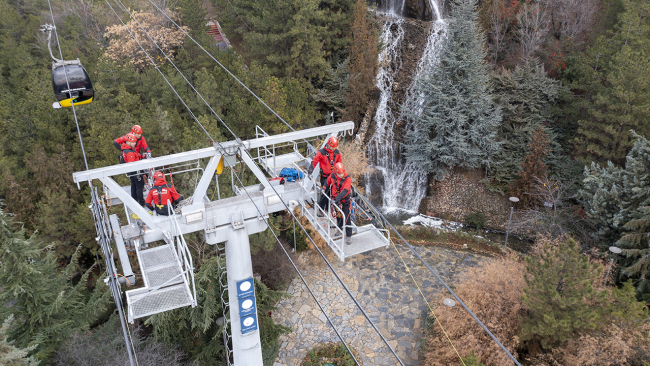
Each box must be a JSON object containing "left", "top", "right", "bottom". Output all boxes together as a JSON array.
[
  {"left": 145, "top": 152, "right": 152, "bottom": 159},
  {"left": 308, "top": 164, "right": 314, "bottom": 175}
]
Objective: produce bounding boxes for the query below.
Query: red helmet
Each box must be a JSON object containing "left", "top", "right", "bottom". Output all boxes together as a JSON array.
[
  {"left": 131, "top": 125, "right": 143, "bottom": 134},
  {"left": 124, "top": 133, "right": 138, "bottom": 143},
  {"left": 327, "top": 136, "right": 338, "bottom": 149},
  {"left": 333, "top": 162, "right": 345, "bottom": 175},
  {"left": 153, "top": 171, "right": 165, "bottom": 181}
]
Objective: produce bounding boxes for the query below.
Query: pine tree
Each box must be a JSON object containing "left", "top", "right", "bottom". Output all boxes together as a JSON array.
[
  {"left": 578, "top": 132, "right": 650, "bottom": 244},
  {"left": 223, "top": 0, "right": 353, "bottom": 82},
  {"left": 0, "top": 315, "right": 40, "bottom": 366},
  {"left": 509, "top": 126, "right": 549, "bottom": 208},
  {"left": 403, "top": 0, "right": 502, "bottom": 181},
  {"left": 489, "top": 59, "right": 576, "bottom": 193},
  {"left": 341, "top": 0, "right": 378, "bottom": 125},
  {"left": 520, "top": 238, "right": 606, "bottom": 349},
  {"left": 571, "top": 0, "right": 650, "bottom": 165},
  {"left": 0, "top": 206, "right": 111, "bottom": 360},
  {"left": 616, "top": 205, "right": 650, "bottom": 300}
]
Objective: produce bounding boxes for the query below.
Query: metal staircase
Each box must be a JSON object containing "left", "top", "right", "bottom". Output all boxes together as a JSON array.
[
  {"left": 254, "top": 126, "right": 390, "bottom": 261},
  {"left": 125, "top": 205, "right": 196, "bottom": 323}
]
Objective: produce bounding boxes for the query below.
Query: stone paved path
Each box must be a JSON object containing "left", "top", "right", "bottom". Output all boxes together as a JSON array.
[{"left": 272, "top": 242, "right": 487, "bottom": 366}]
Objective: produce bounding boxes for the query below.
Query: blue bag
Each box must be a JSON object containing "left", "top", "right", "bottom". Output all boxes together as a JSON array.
[{"left": 279, "top": 168, "right": 304, "bottom": 182}]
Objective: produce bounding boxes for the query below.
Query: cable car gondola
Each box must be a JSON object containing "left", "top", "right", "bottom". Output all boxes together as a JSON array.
[
  {"left": 40, "top": 24, "right": 95, "bottom": 109},
  {"left": 51, "top": 61, "right": 94, "bottom": 109}
]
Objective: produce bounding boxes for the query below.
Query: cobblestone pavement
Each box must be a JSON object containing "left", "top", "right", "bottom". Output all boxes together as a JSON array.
[{"left": 272, "top": 242, "right": 488, "bottom": 366}]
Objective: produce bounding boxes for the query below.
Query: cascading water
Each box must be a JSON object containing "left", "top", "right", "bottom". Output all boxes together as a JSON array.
[{"left": 366, "top": 0, "right": 445, "bottom": 212}]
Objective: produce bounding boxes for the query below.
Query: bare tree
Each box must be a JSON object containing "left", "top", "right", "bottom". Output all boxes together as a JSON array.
[
  {"left": 486, "top": 0, "right": 510, "bottom": 62},
  {"left": 53, "top": 317, "right": 198, "bottom": 366},
  {"left": 513, "top": 175, "right": 596, "bottom": 242},
  {"left": 517, "top": 1, "right": 549, "bottom": 59},
  {"left": 545, "top": 0, "right": 599, "bottom": 41}
]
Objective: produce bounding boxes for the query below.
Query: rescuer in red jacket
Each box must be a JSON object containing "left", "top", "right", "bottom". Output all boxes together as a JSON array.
[
  {"left": 323, "top": 162, "right": 353, "bottom": 245},
  {"left": 308, "top": 136, "right": 342, "bottom": 187},
  {"left": 121, "top": 133, "right": 146, "bottom": 206},
  {"left": 114, "top": 125, "right": 151, "bottom": 157},
  {"left": 145, "top": 171, "right": 183, "bottom": 216}
]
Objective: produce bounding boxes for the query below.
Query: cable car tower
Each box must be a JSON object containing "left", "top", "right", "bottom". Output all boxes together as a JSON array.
[{"left": 73, "top": 122, "right": 389, "bottom": 365}]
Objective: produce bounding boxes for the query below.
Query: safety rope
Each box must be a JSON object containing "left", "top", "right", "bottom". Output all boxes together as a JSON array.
[{"left": 389, "top": 237, "right": 466, "bottom": 365}]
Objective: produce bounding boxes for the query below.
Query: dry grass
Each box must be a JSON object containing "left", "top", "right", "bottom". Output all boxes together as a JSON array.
[
  {"left": 421, "top": 254, "right": 525, "bottom": 366},
  {"left": 337, "top": 140, "right": 374, "bottom": 195}
]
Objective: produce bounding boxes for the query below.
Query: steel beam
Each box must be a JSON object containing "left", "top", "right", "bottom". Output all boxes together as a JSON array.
[
  {"left": 100, "top": 177, "right": 161, "bottom": 231},
  {"left": 239, "top": 151, "right": 272, "bottom": 190},
  {"left": 192, "top": 155, "right": 222, "bottom": 204},
  {"left": 73, "top": 122, "right": 353, "bottom": 184},
  {"left": 109, "top": 214, "right": 135, "bottom": 285}
]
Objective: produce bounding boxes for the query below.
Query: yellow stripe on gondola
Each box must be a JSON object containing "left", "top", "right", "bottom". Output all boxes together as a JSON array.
[{"left": 59, "top": 96, "right": 94, "bottom": 108}]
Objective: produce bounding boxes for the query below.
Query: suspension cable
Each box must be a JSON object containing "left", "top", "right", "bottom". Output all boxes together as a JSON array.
[
  {"left": 362, "top": 198, "right": 522, "bottom": 366},
  {"left": 111, "top": 0, "right": 239, "bottom": 141},
  {"left": 46, "top": 0, "right": 89, "bottom": 171},
  {"left": 102, "top": 2, "right": 375, "bottom": 362},
  {"left": 144, "top": 1, "right": 313, "bottom": 142}
]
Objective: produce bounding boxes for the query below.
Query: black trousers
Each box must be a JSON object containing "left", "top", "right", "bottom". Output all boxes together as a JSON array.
[
  {"left": 337, "top": 201, "right": 352, "bottom": 237},
  {"left": 129, "top": 173, "right": 145, "bottom": 205},
  {"left": 317, "top": 175, "right": 330, "bottom": 212}
]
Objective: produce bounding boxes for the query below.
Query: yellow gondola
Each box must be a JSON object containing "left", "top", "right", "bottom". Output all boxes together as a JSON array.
[{"left": 51, "top": 62, "right": 94, "bottom": 109}]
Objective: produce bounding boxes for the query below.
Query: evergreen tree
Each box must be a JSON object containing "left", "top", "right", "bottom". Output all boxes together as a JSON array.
[
  {"left": 488, "top": 59, "right": 577, "bottom": 193},
  {"left": 521, "top": 238, "right": 647, "bottom": 349},
  {"left": 616, "top": 205, "right": 650, "bottom": 300},
  {"left": 223, "top": 0, "right": 354, "bottom": 83},
  {"left": 0, "top": 315, "right": 40, "bottom": 366},
  {"left": 521, "top": 238, "right": 606, "bottom": 349},
  {"left": 578, "top": 132, "right": 650, "bottom": 244},
  {"left": 571, "top": 0, "right": 650, "bottom": 165},
  {"left": 311, "top": 59, "right": 350, "bottom": 122},
  {"left": 0, "top": 206, "right": 111, "bottom": 360},
  {"left": 403, "top": 0, "right": 502, "bottom": 181},
  {"left": 509, "top": 126, "right": 549, "bottom": 208},
  {"left": 341, "top": 0, "right": 378, "bottom": 125}
]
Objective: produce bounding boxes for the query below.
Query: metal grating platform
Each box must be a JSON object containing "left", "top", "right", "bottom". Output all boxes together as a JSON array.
[
  {"left": 306, "top": 209, "right": 389, "bottom": 260},
  {"left": 140, "top": 245, "right": 177, "bottom": 270},
  {"left": 127, "top": 283, "right": 192, "bottom": 321},
  {"left": 334, "top": 225, "right": 389, "bottom": 257},
  {"left": 145, "top": 264, "right": 183, "bottom": 287}
]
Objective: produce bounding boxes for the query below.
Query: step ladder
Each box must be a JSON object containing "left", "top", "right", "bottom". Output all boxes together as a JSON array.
[{"left": 125, "top": 210, "right": 196, "bottom": 323}]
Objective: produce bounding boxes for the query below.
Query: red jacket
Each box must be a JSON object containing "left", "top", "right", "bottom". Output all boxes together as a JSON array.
[
  {"left": 114, "top": 135, "right": 150, "bottom": 154},
  {"left": 121, "top": 143, "right": 141, "bottom": 163},
  {"left": 145, "top": 178, "right": 181, "bottom": 209},
  {"left": 326, "top": 173, "right": 352, "bottom": 203},
  {"left": 311, "top": 148, "right": 342, "bottom": 176}
]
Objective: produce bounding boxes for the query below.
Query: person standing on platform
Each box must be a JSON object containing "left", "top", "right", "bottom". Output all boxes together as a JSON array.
[
  {"left": 121, "top": 133, "right": 146, "bottom": 206},
  {"left": 323, "top": 162, "right": 353, "bottom": 245}
]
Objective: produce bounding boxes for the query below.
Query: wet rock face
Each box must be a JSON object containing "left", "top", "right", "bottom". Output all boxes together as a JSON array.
[
  {"left": 372, "top": 0, "right": 434, "bottom": 20},
  {"left": 404, "top": 0, "right": 435, "bottom": 21}
]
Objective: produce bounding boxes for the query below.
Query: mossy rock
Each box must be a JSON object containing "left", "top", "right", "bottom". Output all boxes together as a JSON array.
[{"left": 300, "top": 342, "right": 362, "bottom": 366}]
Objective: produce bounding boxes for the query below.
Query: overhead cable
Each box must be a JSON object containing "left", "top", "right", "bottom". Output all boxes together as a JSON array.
[
  {"left": 46, "top": 3, "right": 136, "bottom": 366},
  {"left": 102, "top": 2, "right": 362, "bottom": 362},
  {"left": 361, "top": 198, "right": 522, "bottom": 366}
]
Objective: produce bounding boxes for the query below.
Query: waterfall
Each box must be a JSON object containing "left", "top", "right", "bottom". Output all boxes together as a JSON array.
[{"left": 365, "top": 1, "right": 445, "bottom": 212}]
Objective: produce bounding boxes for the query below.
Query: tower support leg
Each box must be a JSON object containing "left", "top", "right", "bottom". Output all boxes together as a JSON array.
[{"left": 225, "top": 228, "right": 264, "bottom": 365}]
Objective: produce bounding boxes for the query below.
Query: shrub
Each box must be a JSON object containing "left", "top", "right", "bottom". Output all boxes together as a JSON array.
[
  {"left": 301, "top": 342, "right": 361, "bottom": 366},
  {"left": 464, "top": 212, "right": 487, "bottom": 229},
  {"left": 460, "top": 350, "right": 484, "bottom": 366},
  {"left": 421, "top": 255, "right": 525, "bottom": 366},
  {"left": 53, "top": 315, "right": 196, "bottom": 366}
]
